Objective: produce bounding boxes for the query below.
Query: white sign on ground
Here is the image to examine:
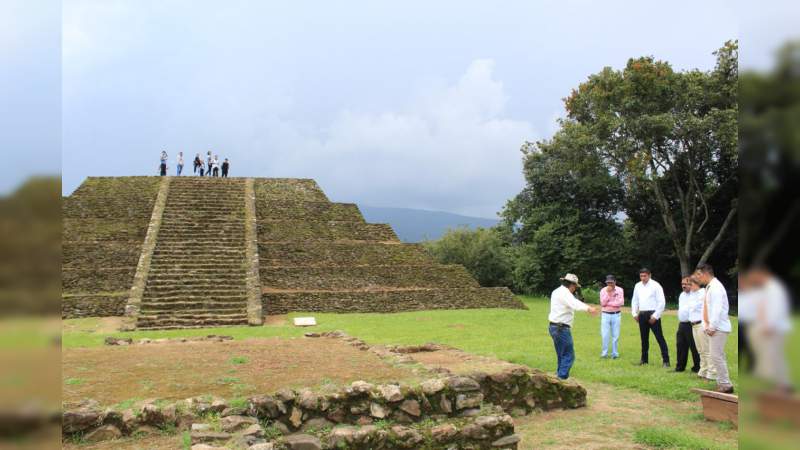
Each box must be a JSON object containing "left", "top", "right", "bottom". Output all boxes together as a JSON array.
[{"left": 293, "top": 317, "right": 317, "bottom": 327}]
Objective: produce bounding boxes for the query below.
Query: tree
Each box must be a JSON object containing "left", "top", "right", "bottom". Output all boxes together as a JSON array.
[
  {"left": 562, "top": 41, "right": 739, "bottom": 275},
  {"left": 499, "top": 122, "right": 627, "bottom": 293},
  {"left": 423, "top": 227, "right": 513, "bottom": 288}
]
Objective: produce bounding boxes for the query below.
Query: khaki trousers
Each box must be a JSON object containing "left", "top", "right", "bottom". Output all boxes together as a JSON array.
[
  {"left": 748, "top": 326, "right": 791, "bottom": 387},
  {"left": 692, "top": 323, "right": 715, "bottom": 379},
  {"left": 708, "top": 330, "right": 731, "bottom": 386}
]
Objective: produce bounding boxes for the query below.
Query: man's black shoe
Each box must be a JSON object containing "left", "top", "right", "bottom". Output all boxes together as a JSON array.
[
  {"left": 673, "top": 368, "right": 685, "bottom": 372},
  {"left": 638, "top": 361, "right": 648, "bottom": 366},
  {"left": 662, "top": 362, "right": 671, "bottom": 368}
]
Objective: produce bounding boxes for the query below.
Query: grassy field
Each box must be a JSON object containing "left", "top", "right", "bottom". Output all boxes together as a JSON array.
[{"left": 63, "top": 296, "right": 739, "bottom": 402}]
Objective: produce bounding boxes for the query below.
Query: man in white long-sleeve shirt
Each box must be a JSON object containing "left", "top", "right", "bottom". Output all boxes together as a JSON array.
[
  {"left": 631, "top": 268, "right": 670, "bottom": 367},
  {"left": 675, "top": 277, "right": 700, "bottom": 373},
  {"left": 548, "top": 273, "right": 598, "bottom": 379},
  {"left": 688, "top": 278, "right": 714, "bottom": 380},
  {"left": 694, "top": 263, "right": 734, "bottom": 393}
]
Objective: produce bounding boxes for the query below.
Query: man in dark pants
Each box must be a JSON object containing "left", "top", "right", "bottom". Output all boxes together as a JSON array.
[
  {"left": 675, "top": 277, "right": 700, "bottom": 372},
  {"left": 631, "top": 268, "right": 670, "bottom": 367}
]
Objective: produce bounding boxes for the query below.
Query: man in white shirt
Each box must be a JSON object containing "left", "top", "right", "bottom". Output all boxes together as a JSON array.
[
  {"left": 548, "top": 273, "right": 598, "bottom": 379},
  {"left": 631, "top": 268, "right": 670, "bottom": 367},
  {"left": 688, "top": 278, "right": 714, "bottom": 380},
  {"left": 675, "top": 277, "right": 700, "bottom": 373},
  {"left": 176, "top": 152, "right": 184, "bottom": 176},
  {"left": 745, "top": 268, "right": 793, "bottom": 393},
  {"left": 694, "top": 263, "right": 733, "bottom": 393}
]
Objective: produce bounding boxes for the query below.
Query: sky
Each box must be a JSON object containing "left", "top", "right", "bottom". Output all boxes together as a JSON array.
[{"left": 3, "top": 0, "right": 795, "bottom": 217}]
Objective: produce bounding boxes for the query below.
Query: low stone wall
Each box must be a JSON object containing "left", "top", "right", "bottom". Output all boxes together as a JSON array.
[
  {"left": 263, "top": 287, "right": 526, "bottom": 314},
  {"left": 62, "top": 366, "right": 584, "bottom": 448},
  {"left": 62, "top": 241, "right": 143, "bottom": 270},
  {"left": 258, "top": 242, "right": 430, "bottom": 267},
  {"left": 255, "top": 201, "right": 364, "bottom": 222},
  {"left": 257, "top": 220, "right": 397, "bottom": 242},
  {"left": 62, "top": 267, "right": 136, "bottom": 293},
  {"left": 62, "top": 294, "right": 127, "bottom": 318},
  {"left": 260, "top": 265, "right": 479, "bottom": 291},
  {"left": 253, "top": 178, "right": 329, "bottom": 202}
]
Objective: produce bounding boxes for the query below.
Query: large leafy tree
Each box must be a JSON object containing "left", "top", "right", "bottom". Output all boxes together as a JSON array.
[
  {"left": 500, "top": 122, "right": 627, "bottom": 293},
  {"left": 560, "top": 41, "right": 738, "bottom": 276}
]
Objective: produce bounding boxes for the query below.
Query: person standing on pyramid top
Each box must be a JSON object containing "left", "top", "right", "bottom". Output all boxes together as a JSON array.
[
  {"left": 159, "top": 150, "right": 168, "bottom": 176},
  {"left": 212, "top": 154, "right": 220, "bottom": 177},
  {"left": 221, "top": 158, "right": 230, "bottom": 178},
  {"left": 176, "top": 151, "right": 184, "bottom": 176},
  {"left": 206, "top": 151, "right": 213, "bottom": 176},
  {"left": 193, "top": 153, "right": 203, "bottom": 175}
]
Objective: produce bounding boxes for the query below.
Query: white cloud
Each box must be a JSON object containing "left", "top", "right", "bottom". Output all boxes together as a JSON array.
[{"left": 251, "top": 59, "right": 535, "bottom": 218}]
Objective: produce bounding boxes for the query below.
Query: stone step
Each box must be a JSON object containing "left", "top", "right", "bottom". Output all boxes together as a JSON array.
[
  {"left": 137, "top": 314, "right": 249, "bottom": 322},
  {"left": 136, "top": 317, "right": 249, "bottom": 329},
  {"left": 139, "top": 294, "right": 248, "bottom": 302},
  {"left": 141, "top": 299, "right": 248, "bottom": 308},
  {"left": 139, "top": 305, "right": 247, "bottom": 314},
  {"left": 147, "top": 275, "right": 246, "bottom": 284},
  {"left": 144, "top": 288, "right": 247, "bottom": 297},
  {"left": 148, "top": 262, "right": 245, "bottom": 270},
  {"left": 150, "top": 251, "right": 245, "bottom": 258},
  {"left": 144, "top": 281, "right": 247, "bottom": 290},
  {"left": 147, "top": 269, "right": 248, "bottom": 277},
  {"left": 154, "top": 241, "right": 244, "bottom": 247},
  {"left": 152, "top": 248, "right": 245, "bottom": 254},
  {"left": 158, "top": 223, "right": 245, "bottom": 229}
]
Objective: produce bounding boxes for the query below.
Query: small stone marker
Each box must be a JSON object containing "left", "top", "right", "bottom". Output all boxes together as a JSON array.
[{"left": 293, "top": 317, "right": 317, "bottom": 327}]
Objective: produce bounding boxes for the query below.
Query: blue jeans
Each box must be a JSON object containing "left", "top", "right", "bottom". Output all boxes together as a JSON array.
[
  {"left": 601, "top": 312, "right": 621, "bottom": 357},
  {"left": 177, "top": 164, "right": 183, "bottom": 176},
  {"left": 549, "top": 324, "right": 575, "bottom": 379}
]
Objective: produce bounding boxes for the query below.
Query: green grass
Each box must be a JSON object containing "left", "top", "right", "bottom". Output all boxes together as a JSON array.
[
  {"left": 633, "top": 426, "right": 724, "bottom": 449},
  {"left": 62, "top": 296, "right": 739, "bottom": 401},
  {"left": 229, "top": 356, "right": 248, "bottom": 365}
]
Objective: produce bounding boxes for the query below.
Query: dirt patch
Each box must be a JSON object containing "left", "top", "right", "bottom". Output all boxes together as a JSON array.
[
  {"left": 409, "top": 347, "right": 524, "bottom": 375},
  {"left": 262, "top": 314, "right": 288, "bottom": 326},
  {"left": 514, "top": 380, "right": 738, "bottom": 449},
  {"left": 62, "top": 317, "right": 122, "bottom": 334},
  {"left": 63, "top": 433, "right": 181, "bottom": 450},
  {"left": 62, "top": 337, "right": 416, "bottom": 405}
]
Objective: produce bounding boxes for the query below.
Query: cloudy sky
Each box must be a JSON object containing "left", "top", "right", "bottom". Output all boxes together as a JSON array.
[{"left": 6, "top": 0, "right": 792, "bottom": 217}]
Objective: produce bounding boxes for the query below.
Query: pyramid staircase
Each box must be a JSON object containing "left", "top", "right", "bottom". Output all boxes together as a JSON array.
[{"left": 136, "top": 177, "right": 251, "bottom": 329}]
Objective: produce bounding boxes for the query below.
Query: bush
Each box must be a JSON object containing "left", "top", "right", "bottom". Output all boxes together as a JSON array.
[{"left": 424, "top": 227, "right": 513, "bottom": 288}]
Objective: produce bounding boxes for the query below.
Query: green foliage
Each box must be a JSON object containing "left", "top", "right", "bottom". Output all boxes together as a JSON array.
[
  {"left": 559, "top": 41, "right": 739, "bottom": 276},
  {"left": 228, "top": 356, "right": 248, "bottom": 365},
  {"left": 633, "top": 426, "right": 722, "bottom": 449},
  {"left": 423, "top": 227, "right": 513, "bottom": 288},
  {"left": 496, "top": 41, "right": 738, "bottom": 296},
  {"left": 181, "top": 431, "right": 191, "bottom": 450}
]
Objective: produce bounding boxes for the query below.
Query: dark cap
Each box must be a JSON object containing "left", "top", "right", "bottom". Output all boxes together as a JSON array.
[{"left": 605, "top": 275, "right": 616, "bottom": 283}]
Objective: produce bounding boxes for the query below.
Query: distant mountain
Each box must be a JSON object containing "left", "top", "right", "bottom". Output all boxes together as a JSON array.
[{"left": 358, "top": 205, "right": 500, "bottom": 243}]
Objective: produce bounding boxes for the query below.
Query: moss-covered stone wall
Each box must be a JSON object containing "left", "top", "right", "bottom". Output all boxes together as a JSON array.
[{"left": 62, "top": 177, "right": 161, "bottom": 318}]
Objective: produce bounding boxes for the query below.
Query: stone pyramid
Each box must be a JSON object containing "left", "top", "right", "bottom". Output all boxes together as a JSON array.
[{"left": 62, "top": 177, "right": 525, "bottom": 329}]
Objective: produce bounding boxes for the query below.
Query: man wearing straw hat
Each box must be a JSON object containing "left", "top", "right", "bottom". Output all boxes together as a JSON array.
[{"left": 549, "top": 273, "right": 598, "bottom": 379}]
